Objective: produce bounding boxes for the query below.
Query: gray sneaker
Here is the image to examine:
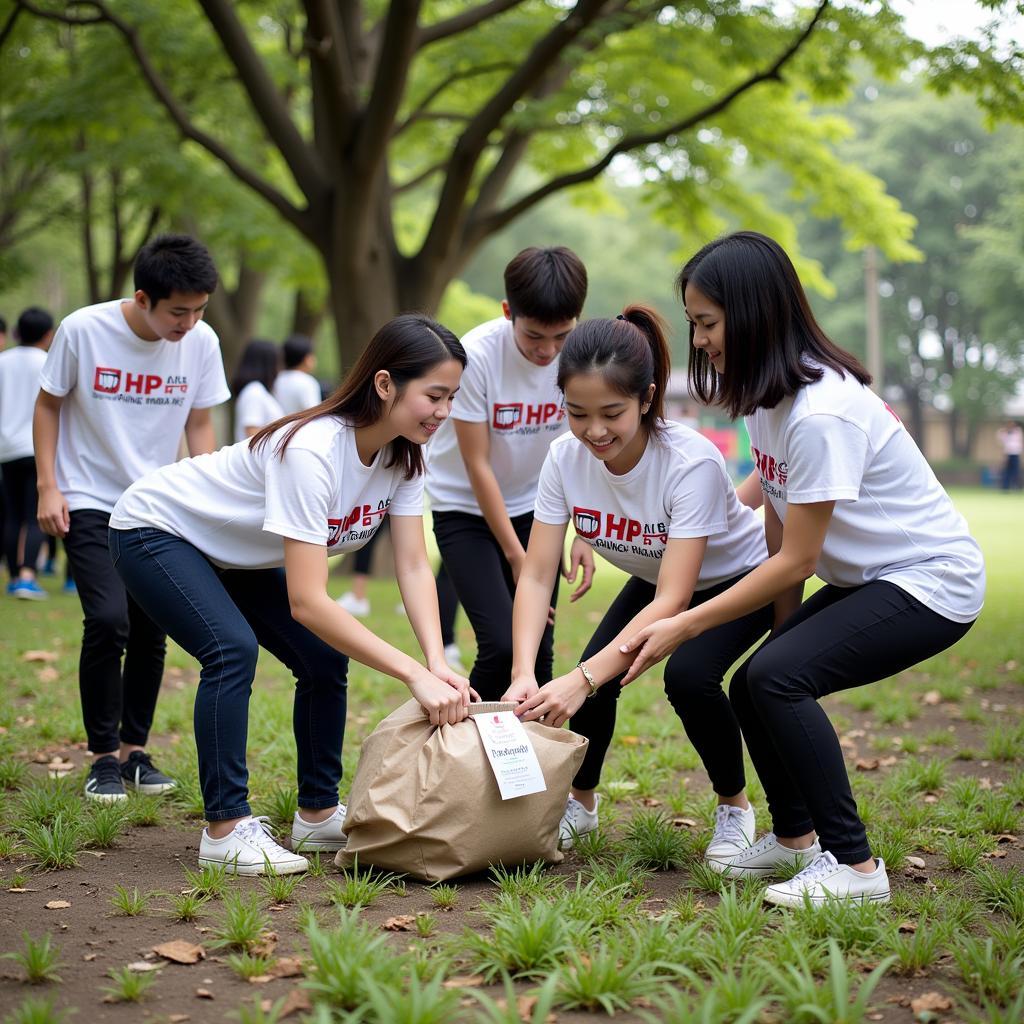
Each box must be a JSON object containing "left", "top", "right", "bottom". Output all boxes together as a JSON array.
[
  {"left": 84, "top": 755, "right": 127, "bottom": 803},
  {"left": 120, "top": 751, "right": 176, "bottom": 795}
]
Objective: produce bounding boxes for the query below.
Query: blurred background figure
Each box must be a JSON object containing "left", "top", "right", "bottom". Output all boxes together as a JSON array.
[
  {"left": 274, "top": 333, "right": 322, "bottom": 414},
  {"left": 0, "top": 307, "right": 54, "bottom": 599},
  {"left": 233, "top": 339, "right": 283, "bottom": 442},
  {"left": 997, "top": 420, "right": 1023, "bottom": 491}
]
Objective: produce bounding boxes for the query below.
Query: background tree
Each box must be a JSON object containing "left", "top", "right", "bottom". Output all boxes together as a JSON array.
[{"left": 5, "top": 0, "right": 960, "bottom": 367}]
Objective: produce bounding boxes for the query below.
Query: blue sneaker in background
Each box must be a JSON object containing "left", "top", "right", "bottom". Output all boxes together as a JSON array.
[
  {"left": 62, "top": 580, "right": 77, "bottom": 595},
  {"left": 9, "top": 579, "right": 48, "bottom": 600}
]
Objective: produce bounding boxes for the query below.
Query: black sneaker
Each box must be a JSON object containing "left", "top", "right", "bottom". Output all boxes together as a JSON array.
[
  {"left": 120, "top": 751, "right": 176, "bottom": 795},
  {"left": 84, "top": 755, "right": 127, "bottom": 803}
]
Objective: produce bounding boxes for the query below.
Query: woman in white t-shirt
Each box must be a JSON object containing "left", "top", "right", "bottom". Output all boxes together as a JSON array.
[
  {"left": 109, "top": 315, "right": 472, "bottom": 875},
  {"left": 620, "top": 232, "right": 985, "bottom": 908},
  {"left": 505, "top": 306, "right": 773, "bottom": 863},
  {"left": 233, "top": 339, "right": 285, "bottom": 442}
]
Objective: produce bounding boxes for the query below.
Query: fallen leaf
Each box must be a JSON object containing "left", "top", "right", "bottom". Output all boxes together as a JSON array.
[
  {"left": 879, "top": 755, "right": 900, "bottom": 767},
  {"left": 248, "top": 975, "right": 273, "bottom": 985},
  {"left": 83, "top": 953, "right": 97, "bottom": 962},
  {"left": 279, "top": 990, "right": 312, "bottom": 1019},
  {"left": 855, "top": 758, "right": 880, "bottom": 771},
  {"left": 195, "top": 988, "right": 214, "bottom": 999},
  {"left": 898, "top": 920, "right": 917, "bottom": 933},
  {"left": 995, "top": 834, "right": 1017, "bottom": 844},
  {"left": 269, "top": 957, "right": 304, "bottom": 979},
  {"left": 127, "top": 961, "right": 161, "bottom": 973},
  {"left": 8, "top": 887, "right": 39, "bottom": 893},
  {"left": 923, "top": 794, "right": 939, "bottom": 804},
  {"left": 906, "top": 856, "right": 927, "bottom": 869},
  {"left": 620, "top": 735, "right": 642, "bottom": 746},
  {"left": 36, "top": 666, "right": 60, "bottom": 683},
  {"left": 979, "top": 777, "right": 992, "bottom": 789},
  {"left": 921, "top": 690, "right": 942, "bottom": 705},
  {"left": 517, "top": 994, "right": 538, "bottom": 1020},
  {"left": 443, "top": 975, "right": 487, "bottom": 989},
  {"left": 169, "top": 1016, "right": 191, "bottom": 1023},
  {"left": 153, "top": 940, "right": 205, "bottom": 965},
  {"left": 382, "top": 915, "right": 417, "bottom": 931},
  {"left": 672, "top": 817, "right": 698, "bottom": 828},
  {"left": 45, "top": 900, "right": 71, "bottom": 909},
  {"left": 910, "top": 992, "right": 953, "bottom": 1014},
  {"left": 249, "top": 931, "right": 278, "bottom": 958},
  {"left": 640, "top": 797, "right": 662, "bottom": 807},
  {"left": 22, "top": 650, "right": 58, "bottom": 662},
  {"left": 985, "top": 848, "right": 1008, "bottom": 859}
]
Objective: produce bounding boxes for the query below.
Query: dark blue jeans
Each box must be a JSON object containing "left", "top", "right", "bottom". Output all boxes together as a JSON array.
[{"left": 109, "top": 527, "right": 348, "bottom": 821}]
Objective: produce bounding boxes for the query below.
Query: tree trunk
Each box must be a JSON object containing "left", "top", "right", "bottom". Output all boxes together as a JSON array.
[
  {"left": 205, "top": 259, "right": 268, "bottom": 375},
  {"left": 292, "top": 287, "right": 326, "bottom": 338}
]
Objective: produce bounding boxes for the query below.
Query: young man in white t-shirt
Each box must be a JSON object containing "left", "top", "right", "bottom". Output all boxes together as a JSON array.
[
  {"left": 0, "top": 307, "right": 54, "bottom": 599},
  {"left": 34, "top": 234, "right": 231, "bottom": 803},
  {"left": 273, "top": 334, "right": 322, "bottom": 415},
  {"left": 426, "top": 247, "right": 590, "bottom": 699}
]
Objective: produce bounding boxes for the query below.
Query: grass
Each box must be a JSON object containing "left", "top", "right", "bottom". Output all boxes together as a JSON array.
[
  {"left": 100, "top": 965, "right": 157, "bottom": 1003},
  {"left": 0, "top": 489, "right": 1021, "bottom": 1022},
  {"left": 109, "top": 884, "right": 151, "bottom": 916}
]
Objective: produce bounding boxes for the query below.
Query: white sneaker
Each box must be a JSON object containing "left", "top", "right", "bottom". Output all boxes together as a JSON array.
[
  {"left": 559, "top": 794, "right": 599, "bottom": 850},
  {"left": 708, "top": 831, "right": 821, "bottom": 878},
  {"left": 705, "top": 803, "right": 756, "bottom": 862},
  {"left": 763, "top": 851, "right": 890, "bottom": 907},
  {"left": 291, "top": 805, "right": 348, "bottom": 852},
  {"left": 443, "top": 643, "right": 467, "bottom": 675},
  {"left": 336, "top": 592, "right": 370, "bottom": 617},
  {"left": 199, "top": 816, "right": 309, "bottom": 876}
]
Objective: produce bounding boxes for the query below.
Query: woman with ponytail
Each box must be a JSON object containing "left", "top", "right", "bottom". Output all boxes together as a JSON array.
[
  {"left": 108, "top": 315, "right": 473, "bottom": 874},
  {"left": 504, "top": 306, "right": 772, "bottom": 863}
]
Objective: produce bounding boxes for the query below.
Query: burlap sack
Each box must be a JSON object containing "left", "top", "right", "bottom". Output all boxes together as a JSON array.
[{"left": 336, "top": 700, "right": 588, "bottom": 882}]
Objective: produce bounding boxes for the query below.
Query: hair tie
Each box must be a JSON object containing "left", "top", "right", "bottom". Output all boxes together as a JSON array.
[{"left": 616, "top": 313, "right": 627, "bottom": 321}]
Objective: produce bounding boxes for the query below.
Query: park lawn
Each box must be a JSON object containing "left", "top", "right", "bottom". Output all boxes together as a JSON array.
[{"left": 0, "top": 489, "right": 1021, "bottom": 1024}]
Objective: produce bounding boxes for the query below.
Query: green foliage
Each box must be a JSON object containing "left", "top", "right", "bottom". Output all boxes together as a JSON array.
[
  {"left": 2, "top": 933, "right": 62, "bottom": 985},
  {"left": 101, "top": 965, "right": 156, "bottom": 1004}
]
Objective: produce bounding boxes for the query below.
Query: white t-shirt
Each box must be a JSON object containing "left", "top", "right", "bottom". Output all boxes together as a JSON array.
[
  {"left": 534, "top": 420, "right": 767, "bottom": 588},
  {"left": 273, "top": 369, "right": 322, "bottom": 415},
  {"left": 426, "top": 317, "right": 568, "bottom": 516},
  {"left": 111, "top": 416, "right": 424, "bottom": 570},
  {"left": 0, "top": 346, "right": 48, "bottom": 462},
  {"left": 39, "top": 300, "right": 230, "bottom": 514},
  {"left": 234, "top": 381, "right": 285, "bottom": 442},
  {"left": 746, "top": 365, "right": 985, "bottom": 623}
]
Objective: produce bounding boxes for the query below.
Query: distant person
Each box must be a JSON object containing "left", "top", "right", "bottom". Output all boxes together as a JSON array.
[
  {"left": 273, "top": 334, "right": 322, "bottom": 414},
  {"left": 233, "top": 339, "right": 284, "bottom": 442},
  {"left": 997, "top": 420, "right": 1022, "bottom": 491},
  {"left": 0, "top": 307, "right": 54, "bottom": 599},
  {"left": 35, "top": 234, "right": 231, "bottom": 804}
]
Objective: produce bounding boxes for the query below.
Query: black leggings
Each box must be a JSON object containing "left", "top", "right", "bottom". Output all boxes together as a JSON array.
[
  {"left": 571, "top": 573, "right": 773, "bottom": 792},
  {"left": 729, "top": 580, "right": 974, "bottom": 864},
  {"left": 433, "top": 509, "right": 557, "bottom": 700},
  {"left": 1, "top": 457, "right": 44, "bottom": 575}
]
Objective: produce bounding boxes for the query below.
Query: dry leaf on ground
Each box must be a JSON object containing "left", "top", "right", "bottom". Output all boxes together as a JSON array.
[
  {"left": 910, "top": 992, "right": 953, "bottom": 1013},
  {"left": 382, "top": 915, "right": 417, "bottom": 931},
  {"left": 44, "top": 900, "right": 71, "bottom": 909},
  {"left": 153, "top": 940, "right": 205, "bottom": 964},
  {"left": 22, "top": 650, "right": 58, "bottom": 662}
]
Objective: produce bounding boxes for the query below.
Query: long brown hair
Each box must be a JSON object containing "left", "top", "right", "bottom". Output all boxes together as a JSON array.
[{"left": 250, "top": 314, "right": 466, "bottom": 479}]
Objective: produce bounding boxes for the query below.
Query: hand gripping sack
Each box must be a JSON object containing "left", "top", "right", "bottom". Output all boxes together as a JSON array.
[{"left": 336, "top": 700, "right": 588, "bottom": 882}]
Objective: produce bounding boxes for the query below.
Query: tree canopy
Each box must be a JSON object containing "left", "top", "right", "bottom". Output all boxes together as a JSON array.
[{"left": 2, "top": 0, "right": 1023, "bottom": 367}]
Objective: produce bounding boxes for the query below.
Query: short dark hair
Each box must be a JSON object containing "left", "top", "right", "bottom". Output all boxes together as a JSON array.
[
  {"left": 558, "top": 305, "right": 671, "bottom": 436},
  {"left": 134, "top": 234, "right": 218, "bottom": 306},
  {"left": 504, "top": 246, "right": 587, "bottom": 324},
  {"left": 282, "top": 334, "right": 315, "bottom": 370},
  {"left": 252, "top": 314, "right": 466, "bottom": 480},
  {"left": 678, "top": 231, "right": 870, "bottom": 418},
  {"left": 16, "top": 307, "right": 54, "bottom": 346},
  {"left": 232, "top": 339, "right": 280, "bottom": 396}
]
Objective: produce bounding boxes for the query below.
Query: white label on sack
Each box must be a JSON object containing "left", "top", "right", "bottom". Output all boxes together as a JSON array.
[{"left": 472, "top": 711, "right": 547, "bottom": 800}]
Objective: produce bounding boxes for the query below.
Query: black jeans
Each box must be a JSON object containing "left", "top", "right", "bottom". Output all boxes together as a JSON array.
[
  {"left": 433, "top": 509, "right": 558, "bottom": 700},
  {"left": 571, "top": 573, "right": 773, "bottom": 791},
  {"left": 63, "top": 509, "right": 167, "bottom": 754},
  {"left": 111, "top": 527, "right": 348, "bottom": 820},
  {"left": 1, "top": 457, "right": 44, "bottom": 575},
  {"left": 729, "top": 580, "right": 974, "bottom": 864}
]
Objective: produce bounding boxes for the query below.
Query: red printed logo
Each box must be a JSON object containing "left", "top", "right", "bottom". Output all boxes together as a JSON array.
[
  {"left": 573, "top": 507, "right": 602, "bottom": 539},
  {"left": 326, "top": 519, "right": 343, "bottom": 547},
  {"left": 493, "top": 403, "right": 523, "bottom": 429},
  {"left": 94, "top": 367, "right": 122, "bottom": 393}
]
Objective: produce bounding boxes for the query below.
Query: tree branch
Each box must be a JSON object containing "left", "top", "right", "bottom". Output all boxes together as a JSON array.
[
  {"left": 0, "top": 4, "right": 23, "bottom": 50},
  {"left": 197, "top": 0, "right": 326, "bottom": 196},
  {"left": 303, "top": 0, "right": 358, "bottom": 144},
  {"left": 393, "top": 159, "right": 448, "bottom": 194},
  {"left": 392, "top": 61, "right": 516, "bottom": 138},
  {"left": 14, "top": 0, "right": 314, "bottom": 237},
  {"left": 356, "top": 0, "right": 423, "bottom": 173},
  {"left": 472, "top": 0, "right": 831, "bottom": 241},
  {"left": 417, "top": 0, "right": 527, "bottom": 48},
  {"left": 419, "top": 0, "right": 613, "bottom": 266}
]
